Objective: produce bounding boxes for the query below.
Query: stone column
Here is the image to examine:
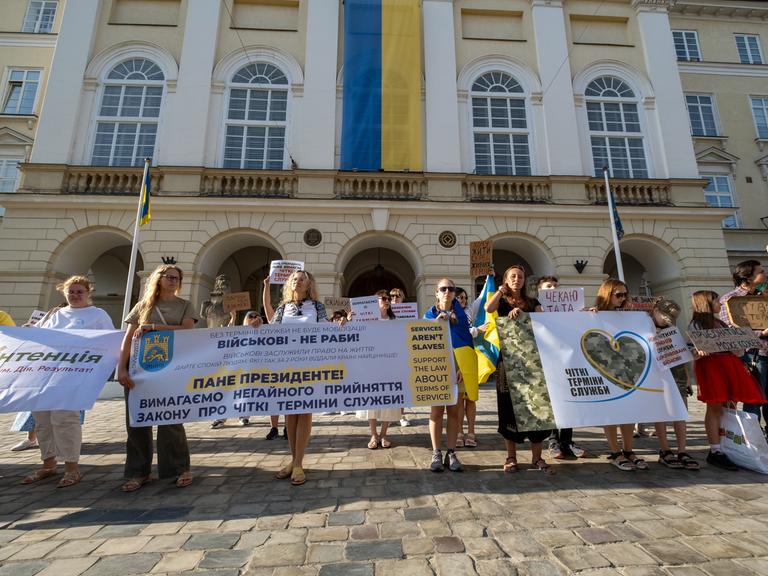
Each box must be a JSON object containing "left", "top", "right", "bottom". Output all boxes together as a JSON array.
[
  {"left": 530, "top": 0, "right": 584, "bottom": 176},
  {"left": 423, "top": 0, "right": 462, "bottom": 173},
  {"left": 298, "top": 0, "right": 340, "bottom": 169},
  {"left": 30, "top": 1, "right": 101, "bottom": 164},
  {"left": 633, "top": 0, "right": 699, "bottom": 178},
  {"left": 157, "top": 0, "right": 221, "bottom": 166}
]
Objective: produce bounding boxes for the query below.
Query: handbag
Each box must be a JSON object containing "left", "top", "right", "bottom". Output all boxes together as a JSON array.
[{"left": 720, "top": 408, "right": 768, "bottom": 475}]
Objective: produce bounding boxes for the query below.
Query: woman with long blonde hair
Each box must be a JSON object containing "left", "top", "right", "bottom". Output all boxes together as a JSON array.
[{"left": 117, "top": 264, "right": 199, "bottom": 491}]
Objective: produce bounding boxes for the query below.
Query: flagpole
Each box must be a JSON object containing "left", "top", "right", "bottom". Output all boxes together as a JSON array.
[
  {"left": 603, "top": 166, "right": 625, "bottom": 282},
  {"left": 121, "top": 158, "right": 150, "bottom": 326}
]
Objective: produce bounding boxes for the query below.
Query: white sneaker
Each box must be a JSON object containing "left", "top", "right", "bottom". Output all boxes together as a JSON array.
[
  {"left": 400, "top": 417, "right": 411, "bottom": 427},
  {"left": 11, "top": 438, "right": 38, "bottom": 451}
]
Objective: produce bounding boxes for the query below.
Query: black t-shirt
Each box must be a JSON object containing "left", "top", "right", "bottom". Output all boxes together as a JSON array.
[{"left": 497, "top": 296, "right": 541, "bottom": 316}]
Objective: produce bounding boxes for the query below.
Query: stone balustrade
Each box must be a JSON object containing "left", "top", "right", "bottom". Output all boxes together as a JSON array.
[
  {"left": 585, "top": 178, "right": 672, "bottom": 205},
  {"left": 334, "top": 173, "right": 427, "bottom": 200},
  {"left": 462, "top": 175, "right": 552, "bottom": 203},
  {"left": 61, "top": 165, "right": 162, "bottom": 195},
  {"left": 200, "top": 169, "right": 297, "bottom": 198}
]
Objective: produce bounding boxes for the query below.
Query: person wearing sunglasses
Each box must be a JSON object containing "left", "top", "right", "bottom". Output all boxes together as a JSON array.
[
  {"left": 118, "top": 265, "right": 200, "bottom": 491},
  {"left": 22, "top": 275, "right": 114, "bottom": 488},
  {"left": 589, "top": 278, "right": 647, "bottom": 471},
  {"left": 423, "top": 278, "right": 470, "bottom": 472},
  {"left": 391, "top": 286, "right": 411, "bottom": 427},
  {"left": 485, "top": 265, "right": 553, "bottom": 474}
]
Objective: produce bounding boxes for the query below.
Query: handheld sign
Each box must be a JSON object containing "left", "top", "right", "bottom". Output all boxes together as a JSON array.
[
  {"left": 268, "top": 260, "right": 304, "bottom": 284},
  {"left": 223, "top": 292, "right": 251, "bottom": 314},
  {"left": 324, "top": 297, "right": 351, "bottom": 313},
  {"left": 688, "top": 326, "right": 762, "bottom": 354},
  {"left": 350, "top": 296, "right": 380, "bottom": 322},
  {"left": 537, "top": 288, "right": 584, "bottom": 313},
  {"left": 726, "top": 296, "right": 768, "bottom": 330},
  {"left": 630, "top": 296, "right": 656, "bottom": 312},
  {"left": 470, "top": 240, "right": 493, "bottom": 279},
  {"left": 391, "top": 302, "right": 418, "bottom": 319},
  {"left": 651, "top": 326, "right": 693, "bottom": 368},
  {"left": 27, "top": 310, "right": 46, "bottom": 326}
]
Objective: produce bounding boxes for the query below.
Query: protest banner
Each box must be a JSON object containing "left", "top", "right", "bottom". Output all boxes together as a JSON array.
[
  {"left": 687, "top": 326, "right": 762, "bottom": 354},
  {"left": 324, "top": 297, "right": 351, "bottom": 313},
  {"left": 537, "top": 287, "right": 585, "bottom": 313},
  {"left": 650, "top": 326, "right": 693, "bottom": 369},
  {"left": 350, "top": 296, "right": 380, "bottom": 322},
  {"left": 629, "top": 295, "right": 656, "bottom": 312},
  {"left": 127, "top": 321, "right": 456, "bottom": 426},
  {"left": 0, "top": 327, "right": 123, "bottom": 412},
  {"left": 391, "top": 302, "right": 418, "bottom": 319},
  {"left": 268, "top": 260, "right": 304, "bottom": 284},
  {"left": 470, "top": 240, "right": 493, "bottom": 278},
  {"left": 495, "top": 311, "right": 687, "bottom": 428},
  {"left": 223, "top": 292, "right": 251, "bottom": 314},
  {"left": 726, "top": 296, "right": 768, "bottom": 330}
]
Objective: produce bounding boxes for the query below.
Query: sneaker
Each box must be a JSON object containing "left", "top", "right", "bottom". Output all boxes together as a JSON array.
[
  {"left": 569, "top": 444, "right": 587, "bottom": 458},
  {"left": 400, "top": 416, "right": 411, "bottom": 427},
  {"left": 706, "top": 450, "right": 739, "bottom": 471},
  {"left": 266, "top": 426, "right": 278, "bottom": 440},
  {"left": 430, "top": 449, "right": 444, "bottom": 472},
  {"left": 239, "top": 418, "right": 250, "bottom": 426},
  {"left": 11, "top": 438, "right": 38, "bottom": 451},
  {"left": 210, "top": 419, "right": 226, "bottom": 429},
  {"left": 445, "top": 451, "right": 463, "bottom": 472},
  {"left": 549, "top": 443, "right": 563, "bottom": 459}
]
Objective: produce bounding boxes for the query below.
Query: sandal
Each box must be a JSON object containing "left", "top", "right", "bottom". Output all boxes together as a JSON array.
[
  {"left": 367, "top": 436, "right": 379, "bottom": 450},
  {"left": 291, "top": 466, "right": 306, "bottom": 486},
  {"left": 677, "top": 452, "right": 700, "bottom": 471},
  {"left": 464, "top": 433, "right": 477, "bottom": 448},
  {"left": 275, "top": 465, "right": 293, "bottom": 480},
  {"left": 658, "top": 449, "right": 683, "bottom": 469},
  {"left": 503, "top": 456, "right": 518, "bottom": 473},
  {"left": 21, "top": 467, "right": 58, "bottom": 485},
  {"left": 533, "top": 459, "right": 556, "bottom": 475},
  {"left": 456, "top": 434, "right": 464, "bottom": 448},
  {"left": 622, "top": 450, "right": 648, "bottom": 470},
  {"left": 57, "top": 471, "right": 82, "bottom": 488},
  {"left": 175, "top": 471, "right": 193, "bottom": 488},
  {"left": 608, "top": 451, "right": 635, "bottom": 471},
  {"left": 380, "top": 438, "right": 392, "bottom": 449},
  {"left": 120, "top": 476, "right": 151, "bottom": 492}
]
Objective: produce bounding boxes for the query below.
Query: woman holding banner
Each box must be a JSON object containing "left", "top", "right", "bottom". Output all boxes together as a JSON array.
[
  {"left": 118, "top": 264, "right": 199, "bottom": 491},
  {"left": 271, "top": 270, "right": 328, "bottom": 486},
  {"left": 454, "top": 287, "right": 479, "bottom": 449},
  {"left": 23, "top": 276, "right": 114, "bottom": 488},
  {"left": 592, "top": 278, "right": 647, "bottom": 471},
  {"left": 485, "top": 265, "right": 553, "bottom": 474}
]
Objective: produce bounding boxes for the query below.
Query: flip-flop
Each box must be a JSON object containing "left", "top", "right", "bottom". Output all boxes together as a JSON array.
[
  {"left": 291, "top": 466, "right": 306, "bottom": 486},
  {"left": 367, "top": 437, "right": 379, "bottom": 450},
  {"left": 21, "top": 467, "right": 58, "bottom": 485},
  {"left": 120, "top": 476, "right": 151, "bottom": 492},
  {"left": 175, "top": 471, "right": 193, "bottom": 488},
  {"left": 275, "top": 465, "right": 293, "bottom": 480},
  {"left": 380, "top": 438, "right": 392, "bottom": 449},
  {"left": 57, "top": 471, "right": 82, "bottom": 488}
]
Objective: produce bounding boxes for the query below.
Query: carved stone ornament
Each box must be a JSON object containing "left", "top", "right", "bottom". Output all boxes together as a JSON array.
[
  {"left": 439, "top": 230, "right": 457, "bottom": 249},
  {"left": 304, "top": 228, "right": 322, "bottom": 247}
]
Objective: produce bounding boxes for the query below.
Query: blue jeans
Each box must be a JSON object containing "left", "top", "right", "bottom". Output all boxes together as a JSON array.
[{"left": 743, "top": 355, "right": 768, "bottom": 427}]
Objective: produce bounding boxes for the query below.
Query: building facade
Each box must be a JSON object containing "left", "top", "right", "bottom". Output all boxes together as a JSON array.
[{"left": 0, "top": 0, "right": 764, "bottom": 326}]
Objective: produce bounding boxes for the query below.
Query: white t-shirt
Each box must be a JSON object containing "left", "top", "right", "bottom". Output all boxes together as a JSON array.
[{"left": 41, "top": 306, "right": 115, "bottom": 330}]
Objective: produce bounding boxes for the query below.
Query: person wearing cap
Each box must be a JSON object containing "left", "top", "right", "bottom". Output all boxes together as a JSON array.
[{"left": 652, "top": 298, "right": 699, "bottom": 470}]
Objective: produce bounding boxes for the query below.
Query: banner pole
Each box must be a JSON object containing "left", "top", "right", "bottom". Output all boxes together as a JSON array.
[
  {"left": 603, "top": 167, "right": 625, "bottom": 282},
  {"left": 121, "top": 159, "right": 150, "bottom": 327}
]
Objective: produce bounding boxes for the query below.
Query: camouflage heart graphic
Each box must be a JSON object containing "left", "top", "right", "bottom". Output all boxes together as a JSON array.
[{"left": 580, "top": 330, "right": 652, "bottom": 392}]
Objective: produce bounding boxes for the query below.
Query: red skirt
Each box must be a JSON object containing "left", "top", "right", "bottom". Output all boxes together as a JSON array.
[{"left": 694, "top": 354, "right": 766, "bottom": 404}]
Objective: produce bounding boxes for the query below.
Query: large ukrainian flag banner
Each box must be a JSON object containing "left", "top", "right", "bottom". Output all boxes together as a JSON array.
[
  {"left": 341, "top": 0, "right": 423, "bottom": 172},
  {"left": 474, "top": 275, "right": 500, "bottom": 384}
]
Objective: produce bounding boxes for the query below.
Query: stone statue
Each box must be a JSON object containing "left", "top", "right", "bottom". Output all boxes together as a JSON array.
[{"left": 200, "top": 274, "right": 234, "bottom": 328}]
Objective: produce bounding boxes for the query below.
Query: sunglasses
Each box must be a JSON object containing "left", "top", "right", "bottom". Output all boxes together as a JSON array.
[
  {"left": 438, "top": 286, "right": 456, "bottom": 293},
  {"left": 613, "top": 292, "right": 628, "bottom": 298},
  {"left": 379, "top": 295, "right": 390, "bottom": 301}
]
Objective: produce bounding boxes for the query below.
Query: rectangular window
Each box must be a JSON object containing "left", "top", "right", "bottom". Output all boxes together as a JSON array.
[
  {"left": 223, "top": 125, "right": 285, "bottom": 170},
  {"left": 2, "top": 69, "right": 41, "bottom": 115},
  {"left": 736, "top": 34, "right": 763, "bottom": 64},
  {"left": 22, "top": 1, "right": 58, "bottom": 33},
  {"left": 685, "top": 94, "right": 718, "bottom": 136},
  {"left": 0, "top": 158, "right": 23, "bottom": 193},
  {"left": 672, "top": 30, "right": 701, "bottom": 61},
  {"left": 750, "top": 96, "right": 768, "bottom": 139},
  {"left": 91, "top": 122, "right": 157, "bottom": 167},
  {"left": 591, "top": 136, "right": 648, "bottom": 179},
  {"left": 703, "top": 174, "right": 739, "bottom": 228}
]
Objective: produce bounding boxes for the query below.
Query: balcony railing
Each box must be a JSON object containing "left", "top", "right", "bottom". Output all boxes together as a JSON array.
[
  {"left": 335, "top": 173, "right": 427, "bottom": 200},
  {"left": 200, "top": 169, "right": 296, "bottom": 198},
  {"left": 462, "top": 175, "right": 552, "bottom": 203},
  {"left": 62, "top": 166, "right": 162, "bottom": 195},
  {"left": 586, "top": 178, "right": 671, "bottom": 205}
]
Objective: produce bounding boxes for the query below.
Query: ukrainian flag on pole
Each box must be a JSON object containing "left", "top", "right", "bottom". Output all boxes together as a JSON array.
[
  {"left": 474, "top": 275, "right": 500, "bottom": 384},
  {"left": 138, "top": 159, "right": 151, "bottom": 226}
]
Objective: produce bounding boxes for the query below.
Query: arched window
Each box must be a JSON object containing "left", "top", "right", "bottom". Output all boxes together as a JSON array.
[
  {"left": 470, "top": 71, "right": 531, "bottom": 176},
  {"left": 223, "top": 63, "right": 289, "bottom": 170},
  {"left": 90, "top": 58, "right": 164, "bottom": 166},
  {"left": 586, "top": 76, "right": 648, "bottom": 178}
]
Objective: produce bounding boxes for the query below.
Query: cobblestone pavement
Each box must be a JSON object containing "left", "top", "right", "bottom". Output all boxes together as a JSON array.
[{"left": 1, "top": 385, "right": 767, "bottom": 576}]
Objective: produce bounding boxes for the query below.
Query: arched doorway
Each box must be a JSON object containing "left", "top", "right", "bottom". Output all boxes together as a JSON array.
[
  {"left": 216, "top": 245, "right": 282, "bottom": 320},
  {"left": 487, "top": 235, "right": 555, "bottom": 298},
  {"left": 603, "top": 252, "right": 651, "bottom": 295},
  {"left": 344, "top": 248, "right": 414, "bottom": 298}
]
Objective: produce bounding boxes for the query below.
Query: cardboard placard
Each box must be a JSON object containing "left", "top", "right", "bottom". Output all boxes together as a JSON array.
[
  {"left": 391, "top": 302, "right": 418, "bottom": 319},
  {"left": 470, "top": 240, "right": 493, "bottom": 278},
  {"left": 630, "top": 296, "right": 656, "bottom": 312},
  {"left": 324, "top": 297, "right": 351, "bottom": 313},
  {"left": 651, "top": 326, "right": 693, "bottom": 368},
  {"left": 726, "top": 296, "right": 768, "bottom": 330},
  {"left": 268, "top": 260, "right": 304, "bottom": 284},
  {"left": 688, "top": 326, "right": 763, "bottom": 354},
  {"left": 223, "top": 292, "right": 251, "bottom": 314},
  {"left": 537, "top": 287, "right": 585, "bottom": 313}
]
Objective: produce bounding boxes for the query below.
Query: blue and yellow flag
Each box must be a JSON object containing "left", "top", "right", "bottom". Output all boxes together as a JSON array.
[
  {"left": 474, "top": 275, "right": 500, "bottom": 384},
  {"left": 341, "top": 0, "right": 422, "bottom": 172},
  {"left": 138, "top": 163, "right": 150, "bottom": 226}
]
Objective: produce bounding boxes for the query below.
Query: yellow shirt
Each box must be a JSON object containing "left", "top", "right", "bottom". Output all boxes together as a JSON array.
[{"left": 0, "top": 311, "right": 15, "bottom": 326}]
